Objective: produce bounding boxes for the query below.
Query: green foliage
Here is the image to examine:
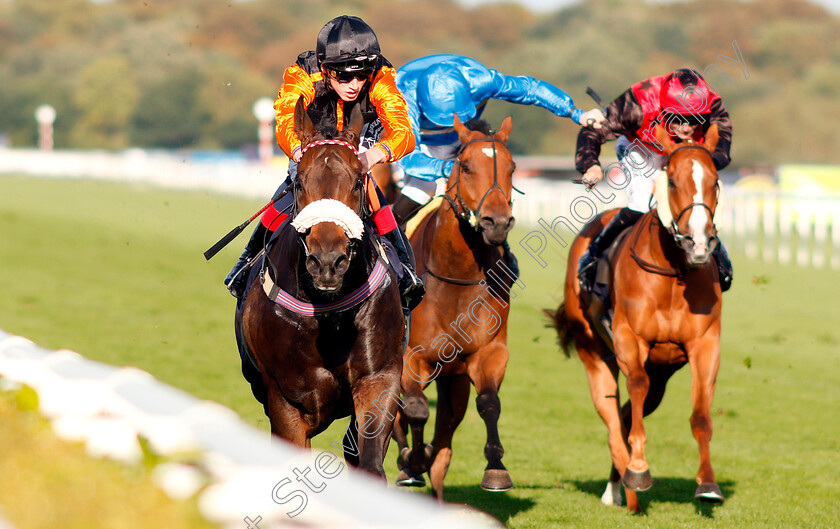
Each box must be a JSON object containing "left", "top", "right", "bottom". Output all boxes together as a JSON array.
[
  {"left": 0, "top": 0, "right": 839, "bottom": 164},
  {"left": 71, "top": 56, "right": 139, "bottom": 149}
]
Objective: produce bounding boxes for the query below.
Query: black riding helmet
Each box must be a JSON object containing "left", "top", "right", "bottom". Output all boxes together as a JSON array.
[{"left": 316, "top": 15, "right": 380, "bottom": 74}]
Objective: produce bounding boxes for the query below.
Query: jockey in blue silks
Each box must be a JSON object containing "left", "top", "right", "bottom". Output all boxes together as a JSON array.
[{"left": 391, "top": 54, "right": 605, "bottom": 278}]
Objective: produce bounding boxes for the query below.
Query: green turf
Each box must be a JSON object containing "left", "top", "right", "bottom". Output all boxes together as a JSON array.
[{"left": 1, "top": 175, "right": 839, "bottom": 528}]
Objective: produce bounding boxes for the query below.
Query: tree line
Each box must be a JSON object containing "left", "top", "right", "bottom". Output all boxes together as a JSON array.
[{"left": 1, "top": 0, "right": 838, "bottom": 166}]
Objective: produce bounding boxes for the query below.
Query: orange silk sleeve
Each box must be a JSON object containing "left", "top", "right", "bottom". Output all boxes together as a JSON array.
[
  {"left": 274, "top": 64, "right": 319, "bottom": 158},
  {"left": 367, "top": 65, "right": 416, "bottom": 163}
]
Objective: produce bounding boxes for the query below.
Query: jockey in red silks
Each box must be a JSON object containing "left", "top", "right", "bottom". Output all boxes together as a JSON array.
[
  {"left": 575, "top": 68, "right": 734, "bottom": 296},
  {"left": 224, "top": 15, "right": 424, "bottom": 311}
]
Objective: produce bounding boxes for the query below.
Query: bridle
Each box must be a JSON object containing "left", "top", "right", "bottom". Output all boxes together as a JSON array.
[
  {"left": 442, "top": 136, "right": 522, "bottom": 229},
  {"left": 422, "top": 134, "right": 521, "bottom": 285},
  {"left": 630, "top": 144, "right": 719, "bottom": 277},
  {"left": 277, "top": 138, "right": 369, "bottom": 274},
  {"left": 662, "top": 144, "right": 719, "bottom": 248}
]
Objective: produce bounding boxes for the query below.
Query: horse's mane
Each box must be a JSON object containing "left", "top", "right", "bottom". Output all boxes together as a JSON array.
[{"left": 464, "top": 118, "right": 494, "bottom": 136}]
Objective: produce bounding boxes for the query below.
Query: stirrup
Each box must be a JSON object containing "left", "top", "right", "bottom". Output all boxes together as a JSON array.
[
  {"left": 399, "top": 265, "right": 425, "bottom": 311},
  {"left": 577, "top": 253, "right": 598, "bottom": 293},
  {"left": 225, "top": 258, "right": 254, "bottom": 298}
]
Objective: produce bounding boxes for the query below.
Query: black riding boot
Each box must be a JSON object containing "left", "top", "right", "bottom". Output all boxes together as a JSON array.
[
  {"left": 713, "top": 240, "right": 733, "bottom": 292},
  {"left": 383, "top": 227, "right": 425, "bottom": 311},
  {"left": 224, "top": 223, "right": 269, "bottom": 298},
  {"left": 392, "top": 194, "right": 426, "bottom": 226},
  {"left": 578, "top": 207, "right": 643, "bottom": 292}
]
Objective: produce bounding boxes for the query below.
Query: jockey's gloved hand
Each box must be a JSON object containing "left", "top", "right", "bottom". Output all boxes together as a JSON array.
[{"left": 579, "top": 108, "right": 606, "bottom": 129}]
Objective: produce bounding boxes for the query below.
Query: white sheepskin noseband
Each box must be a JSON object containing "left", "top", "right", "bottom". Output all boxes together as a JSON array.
[{"left": 291, "top": 199, "right": 364, "bottom": 240}]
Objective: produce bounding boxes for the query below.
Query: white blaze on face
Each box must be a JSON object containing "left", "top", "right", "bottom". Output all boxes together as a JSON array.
[
  {"left": 481, "top": 147, "right": 495, "bottom": 159},
  {"left": 688, "top": 159, "right": 709, "bottom": 255}
]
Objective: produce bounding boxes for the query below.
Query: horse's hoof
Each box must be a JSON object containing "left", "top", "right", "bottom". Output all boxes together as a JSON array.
[
  {"left": 395, "top": 469, "right": 426, "bottom": 488},
  {"left": 622, "top": 468, "right": 652, "bottom": 491},
  {"left": 480, "top": 469, "right": 513, "bottom": 492},
  {"left": 694, "top": 482, "right": 724, "bottom": 503}
]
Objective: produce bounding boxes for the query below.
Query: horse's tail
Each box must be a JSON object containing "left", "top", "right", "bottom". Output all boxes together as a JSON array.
[{"left": 542, "top": 302, "right": 574, "bottom": 358}]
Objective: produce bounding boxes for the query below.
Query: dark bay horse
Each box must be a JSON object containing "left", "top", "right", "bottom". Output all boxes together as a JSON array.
[
  {"left": 393, "top": 115, "right": 518, "bottom": 500},
  {"left": 235, "top": 98, "right": 404, "bottom": 478},
  {"left": 550, "top": 124, "right": 725, "bottom": 512}
]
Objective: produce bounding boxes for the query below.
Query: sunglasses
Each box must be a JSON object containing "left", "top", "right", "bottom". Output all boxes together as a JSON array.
[{"left": 325, "top": 68, "right": 373, "bottom": 84}]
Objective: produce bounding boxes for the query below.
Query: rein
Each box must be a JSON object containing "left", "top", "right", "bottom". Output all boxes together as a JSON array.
[
  {"left": 629, "top": 214, "right": 687, "bottom": 277},
  {"left": 420, "top": 209, "right": 484, "bottom": 286}
]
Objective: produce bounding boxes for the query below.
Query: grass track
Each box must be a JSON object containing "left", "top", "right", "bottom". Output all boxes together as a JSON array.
[{"left": 1, "top": 175, "right": 839, "bottom": 528}]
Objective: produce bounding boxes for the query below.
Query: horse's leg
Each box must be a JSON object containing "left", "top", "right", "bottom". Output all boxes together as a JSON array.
[
  {"left": 610, "top": 362, "right": 676, "bottom": 510},
  {"left": 390, "top": 409, "right": 409, "bottom": 467},
  {"left": 613, "top": 327, "right": 653, "bottom": 493},
  {"left": 351, "top": 372, "right": 402, "bottom": 480},
  {"left": 265, "top": 386, "right": 310, "bottom": 447},
  {"left": 577, "top": 346, "right": 634, "bottom": 510},
  {"left": 428, "top": 374, "right": 471, "bottom": 501},
  {"left": 396, "top": 360, "right": 433, "bottom": 487},
  {"left": 687, "top": 335, "right": 724, "bottom": 503},
  {"left": 343, "top": 414, "right": 360, "bottom": 468},
  {"left": 467, "top": 342, "right": 513, "bottom": 492}
]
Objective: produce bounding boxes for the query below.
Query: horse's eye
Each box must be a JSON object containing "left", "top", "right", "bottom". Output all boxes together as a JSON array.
[
  {"left": 668, "top": 179, "right": 676, "bottom": 188},
  {"left": 461, "top": 164, "right": 471, "bottom": 175}
]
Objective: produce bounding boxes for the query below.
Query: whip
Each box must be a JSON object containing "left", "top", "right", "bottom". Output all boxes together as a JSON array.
[{"left": 203, "top": 188, "right": 289, "bottom": 260}]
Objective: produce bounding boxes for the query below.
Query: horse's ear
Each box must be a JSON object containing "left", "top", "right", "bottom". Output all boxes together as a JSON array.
[
  {"left": 495, "top": 116, "right": 513, "bottom": 143},
  {"left": 294, "top": 95, "right": 316, "bottom": 146},
  {"left": 346, "top": 102, "right": 364, "bottom": 147},
  {"left": 703, "top": 123, "right": 719, "bottom": 153},
  {"left": 453, "top": 114, "right": 471, "bottom": 144},
  {"left": 653, "top": 125, "right": 677, "bottom": 155}
]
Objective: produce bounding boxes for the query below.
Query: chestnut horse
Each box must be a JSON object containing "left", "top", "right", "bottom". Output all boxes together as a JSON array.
[
  {"left": 550, "top": 124, "right": 725, "bottom": 512},
  {"left": 393, "top": 116, "right": 518, "bottom": 500},
  {"left": 235, "top": 98, "right": 404, "bottom": 478}
]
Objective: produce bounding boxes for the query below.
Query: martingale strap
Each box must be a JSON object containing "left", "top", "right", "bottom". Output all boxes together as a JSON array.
[{"left": 260, "top": 260, "right": 388, "bottom": 316}]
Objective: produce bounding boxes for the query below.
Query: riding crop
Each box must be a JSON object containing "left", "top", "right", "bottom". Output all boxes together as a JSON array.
[{"left": 203, "top": 188, "right": 289, "bottom": 260}]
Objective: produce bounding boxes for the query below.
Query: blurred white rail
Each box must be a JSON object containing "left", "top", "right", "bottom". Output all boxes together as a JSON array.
[{"left": 0, "top": 329, "right": 500, "bottom": 529}]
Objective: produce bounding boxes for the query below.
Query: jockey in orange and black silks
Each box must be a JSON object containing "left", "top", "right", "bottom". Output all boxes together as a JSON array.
[{"left": 225, "top": 15, "right": 424, "bottom": 311}]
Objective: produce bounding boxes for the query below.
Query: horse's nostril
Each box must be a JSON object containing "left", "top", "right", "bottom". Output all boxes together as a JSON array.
[
  {"left": 306, "top": 255, "right": 321, "bottom": 274},
  {"left": 334, "top": 254, "right": 349, "bottom": 275},
  {"left": 480, "top": 216, "right": 495, "bottom": 228}
]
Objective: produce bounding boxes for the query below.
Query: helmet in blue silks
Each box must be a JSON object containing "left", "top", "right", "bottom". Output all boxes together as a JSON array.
[{"left": 416, "top": 63, "right": 476, "bottom": 127}]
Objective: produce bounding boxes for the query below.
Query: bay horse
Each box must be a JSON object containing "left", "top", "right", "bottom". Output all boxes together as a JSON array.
[
  {"left": 234, "top": 98, "right": 404, "bottom": 478},
  {"left": 550, "top": 124, "right": 725, "bottom": 512},
  {"left": 393, "top": 115, "right": 518, "bottom": 500}
]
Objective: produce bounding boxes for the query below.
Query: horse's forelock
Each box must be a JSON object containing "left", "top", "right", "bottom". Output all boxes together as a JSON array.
[{"left": 464, "top": 118, "right": 494, "bottom": 136}]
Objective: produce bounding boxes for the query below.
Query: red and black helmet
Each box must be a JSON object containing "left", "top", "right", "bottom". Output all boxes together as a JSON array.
[
  {"left": 660, "top": 69, "right": 715, "bottom": 125},
  {"left": 316, "top": 15, "right": 380, "bottom": 74}
]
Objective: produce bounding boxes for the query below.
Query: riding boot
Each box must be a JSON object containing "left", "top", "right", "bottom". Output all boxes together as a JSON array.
[
  {"left": 578, "top": 207, "right": 643, "bottom": 293},
  {"left": 712, "top": 240, "right": 733, "bottom": 292},
  {"left": 392, "top": 194, "right": 426, "bottom": 226},
  {"left": 383, "top": 227, "right": 425, "bottom": 311},
  {"left": 224, "top": 222, "right": 269, "bottom": 298},
  {"left": 501, "top": 240, "right": 520, "bottom": 282}
]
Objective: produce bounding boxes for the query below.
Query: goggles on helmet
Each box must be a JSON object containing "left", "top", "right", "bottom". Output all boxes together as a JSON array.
[{"left": 325, "top": 67, "right": 373, "bottom": 84}]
